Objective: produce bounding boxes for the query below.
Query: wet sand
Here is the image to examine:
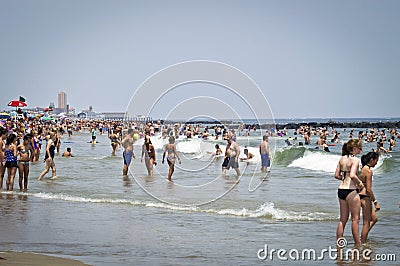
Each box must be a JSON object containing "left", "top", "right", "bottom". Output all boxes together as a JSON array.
[{"left": 0, "top": 251, "right": 89, "bottom": 266}]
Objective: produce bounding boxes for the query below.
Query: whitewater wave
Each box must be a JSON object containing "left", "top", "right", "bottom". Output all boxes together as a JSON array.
[
  {"left": 173, "top": 139, "right": 263, "bottom": 163},
  {"left": 273, "top": 146, "right": 307, "bottom": 166},
  {"left": 289, "top": 150, "right": 341, "bottom": 173},
  {"left": 2, "top": 191, "right": 334, "bottom": 221},
  {"left": 276, "top": 146, "right": 390, "bottom": 173}
]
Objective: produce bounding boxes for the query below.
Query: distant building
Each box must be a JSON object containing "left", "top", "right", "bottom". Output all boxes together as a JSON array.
[
  {"left": 133, "top": 115, "right": 153, "bottom": 122},
  {"left": 52, "top": 108, "right": 67, "bottom": 115},
  {"left": 102, "top": 112, "right": 127, "bottom": 120},
  {"left": 77, "top": 112, "right": 87, "bottom": 119},
  {"left": 80, "top": 106, "right": 97, "bottom": 119},
  {"left": 58, "top": 91, "right": 67, "bottom": 109}
]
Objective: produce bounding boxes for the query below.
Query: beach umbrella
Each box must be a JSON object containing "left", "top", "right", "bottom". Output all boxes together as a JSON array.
[
  {"left": 41, "top": 116, "right": 55, "bottom": 121},
  {"left": 7, "top": 100, "right": 27, "bottom": 122},
  {"left": 0, "top": 120, "right": 5, "bottom": 126},
  {"left": 0, "top": 112, "right": 10, "bottom": 119},
  {"left": 8, "top": 100, "right": 27, "bottom": 108}
]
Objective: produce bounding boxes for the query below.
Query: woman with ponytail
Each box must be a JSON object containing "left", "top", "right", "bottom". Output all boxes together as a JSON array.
[
  {"left": 359, "top": 151, "right": 380, "bottom": 243},
  {"left": 334, "top": 139, "right": 364, "bottom": 245}
]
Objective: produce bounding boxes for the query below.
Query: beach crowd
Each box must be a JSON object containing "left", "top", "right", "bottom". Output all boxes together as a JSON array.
[
  {"left": 0, "top": 112, "right": 272, "bottom": 191},
  {"left": 1, "top": 111, "right": 399, "bottom": 246}
]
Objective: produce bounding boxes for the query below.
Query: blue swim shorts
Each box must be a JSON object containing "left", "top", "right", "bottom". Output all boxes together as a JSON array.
[
  {"left": 123, "top": 151, "right": 133, "bottom": 166},
  {"left": 261, "top": 153, "right": 270, "bottom": 167}
]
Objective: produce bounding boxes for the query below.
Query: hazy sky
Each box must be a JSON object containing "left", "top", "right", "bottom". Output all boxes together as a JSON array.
[{"left": 1, "top": 0, "right": 399, "bottom": 119}]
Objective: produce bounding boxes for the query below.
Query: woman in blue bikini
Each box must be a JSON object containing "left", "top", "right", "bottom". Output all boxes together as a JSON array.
[{"left": 4, "top": 134, "right": 18, "bottom": 191}]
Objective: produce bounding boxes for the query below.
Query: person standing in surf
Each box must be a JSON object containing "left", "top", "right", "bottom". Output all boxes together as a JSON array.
[
  {"left": 0, "top": 127, "right": 9, "bottom": 190},
  {"left": 91, "top": 127, "right": 97, "bottom": 144},
  {"left": 221, "top": 138, "right": 231, "bottom": 175},
  {"left": 260, "top": 135, "right": 270, "bottom": 172},
  {"left": 162, "top": 136, "right": 181, "bottom": 181},
  {"left": 359, "top": 151, "right": 380, "bottom": 244},
  {"left": 141, "top": 134, "right": 156, "bottom": 176},
  {"left": 38, "top": 132, "right": 57, "bottom": 180},
  {"left": 122, "top": 128, "right": 135, "bottom": 176},
  {"left": 222, "top": 135, "right": 241, "bottom": 177},
  {"left": 109, "top": 132, "right": 120, "bottom": 156},
  {"left": 18, "top": 134, "right": 34, "bottom": 191},
  {"left": 334, "top": 139, "right": 364, "bottom": 245},
  {"left": 4, "top": 134, "right": 18, "bottom": 190}
]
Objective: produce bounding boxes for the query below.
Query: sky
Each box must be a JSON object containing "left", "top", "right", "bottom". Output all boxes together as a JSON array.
[{"left": 1, "top": 0, "right": 399, "bottom": 119}]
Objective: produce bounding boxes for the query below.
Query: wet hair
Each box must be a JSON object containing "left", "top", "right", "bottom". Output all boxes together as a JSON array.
[
  {"left": 0, "top": 127, "right": 6, "bottom": 136},
  {"left": 6, "top": 133, "right": 17, "bottom": 145},
  {"left": 67, "top": 147, "right": 71, "bottom": 152},
  {"left": 361, "top": 152, "right": 379, "bottom": 167},
  {"left": 215, "top": 144, "right": 219, "bottom": 149},
  {"left": 342, "top": 139, "right": 362, "bottom": 156}
]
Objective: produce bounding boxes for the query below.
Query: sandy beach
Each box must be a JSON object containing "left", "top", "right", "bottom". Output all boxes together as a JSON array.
[{"left": 0, "top": 251, "right": 89, "bottom": 266}]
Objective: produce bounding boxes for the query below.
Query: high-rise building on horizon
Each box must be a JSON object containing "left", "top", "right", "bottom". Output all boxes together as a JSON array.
[{"left": 58, "top": 91, "right": 67, "bottom": 109}]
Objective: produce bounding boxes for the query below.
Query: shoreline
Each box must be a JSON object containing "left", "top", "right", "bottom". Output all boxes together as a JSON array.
[
  {"left": 216, "top": 121, "right": 400, "bottom": 130},
  {"left": 274, "top": 120, "right": 400, "bottom": 130},
  {"left": 0, "top": 251, "right": 89, "bottom": 266},
  {"left": 156, "top": 119, "right": 400, "bottom": 129}
]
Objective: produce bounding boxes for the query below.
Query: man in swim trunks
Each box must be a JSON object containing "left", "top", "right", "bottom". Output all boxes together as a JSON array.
[
  {"left": 260, "top": 135, "right": 270, "bottom": 172},
  {"left": 122, "top": 128, "right": 136, "bottom": 176},
  {"left": 222, "top": 136, "right": 241, "bottom": 177}
]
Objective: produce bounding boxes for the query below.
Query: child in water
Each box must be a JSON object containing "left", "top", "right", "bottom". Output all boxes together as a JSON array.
[{"left": 62, "top": 147, "right": 74, "bottom": 157}]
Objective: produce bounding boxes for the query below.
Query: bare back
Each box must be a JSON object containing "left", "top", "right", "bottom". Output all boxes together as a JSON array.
[{"left": 337, "top": 156, "right": 360, "bottom": 189}]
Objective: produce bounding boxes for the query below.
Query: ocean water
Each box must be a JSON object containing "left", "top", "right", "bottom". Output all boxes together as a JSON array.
[{"left": 0, "top": 126, "right": 399, "bottom": 265}]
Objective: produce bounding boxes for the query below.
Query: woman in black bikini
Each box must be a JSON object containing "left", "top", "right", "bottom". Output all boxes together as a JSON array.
[
  {"left": 141, "top": 135, "right": 156, "bottom": 176},
  {"left": 359, "top": 151, "right": 380, "bottom": 244},
  {"left": 38, "top": 132, "right": 57, "bottom": 180},
  {"left": 334, "top": 139, "right": 364, "bottom": 245},
  {"left": 18, "top": 134, "right": 34, "bottom": 191}
]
